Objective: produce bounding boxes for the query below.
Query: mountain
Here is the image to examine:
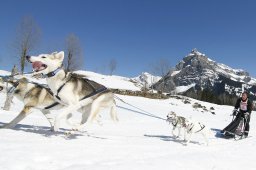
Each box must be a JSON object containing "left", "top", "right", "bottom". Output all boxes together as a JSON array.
[
  {"left": 153, "top": 49, "right": 256, "bottom": 104},
  {"left": 131, "top": 72, "right": 161, "bottom": 89}
]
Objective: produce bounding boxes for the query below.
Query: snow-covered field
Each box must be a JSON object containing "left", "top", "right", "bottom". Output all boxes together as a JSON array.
[{"left": 0, "top": 71, "right": 256, "bottom": 170}]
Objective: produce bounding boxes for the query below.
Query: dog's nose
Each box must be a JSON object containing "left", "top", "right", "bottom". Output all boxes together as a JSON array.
[
  {"left": 26, "top": 55, "right": 32, "bottom": 62},
  {"left": 26, "top": 55, "right": 31, "bottom": 60}
]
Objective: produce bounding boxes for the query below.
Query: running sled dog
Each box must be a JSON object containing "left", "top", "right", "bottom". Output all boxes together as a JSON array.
[
  {"left": 26, "top": 51, "right": 118, "bottom": 131},
  {"left": 166, "top": 111, "right": 187, "bottom": 139},
  {"left": 0, "top": 77, "right": 62, "bottom": 130}
]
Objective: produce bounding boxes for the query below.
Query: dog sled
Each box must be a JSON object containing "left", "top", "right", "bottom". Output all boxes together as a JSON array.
[{"left": 220, "top": 110, "right": 249, "bottom": 140}]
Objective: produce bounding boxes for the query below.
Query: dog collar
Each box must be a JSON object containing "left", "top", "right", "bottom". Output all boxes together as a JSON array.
[{"left": 43, "top": 67, "right": 63, "bottom": 78}]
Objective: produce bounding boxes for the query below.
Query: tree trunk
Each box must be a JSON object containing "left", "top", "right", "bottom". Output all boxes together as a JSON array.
[
  {"left": 3, "top": 83, "right": 14, "bottom": 111},
  {"left": 21, "top": 49, "right": 27, "bottom": 74}
]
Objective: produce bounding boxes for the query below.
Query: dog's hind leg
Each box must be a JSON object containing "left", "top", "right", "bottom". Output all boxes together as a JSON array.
[
  {"left": 80, "top": 104, "right": 92, "bottom": 125},
  {"left": 202, "top": 132, "right": 209, "bottom": 146},
  {"left": 185, "top": 133, "right": 192, "bottom": 146},
  {"left": 2, "top": 106, "right": 32, "bottom": 129}
]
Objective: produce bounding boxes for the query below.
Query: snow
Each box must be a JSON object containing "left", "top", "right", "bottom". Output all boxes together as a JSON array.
[
  {"left": 0, "top": 70, "right": 256, "bottom": 170},
  {"left": 74, "top": 71, "right": 160, "bottom": 91},
  {"left": 132, "top": 72, "right": 161, "bottom": 88},
  {"left": 171, "top": 70, "right": 181, "bottom": 76},
  {"left": 175, "top": 84, "right": 196, "bottom": 93},
  {"left": 74, "top": 70, "right": 141, "bottom": 91}
]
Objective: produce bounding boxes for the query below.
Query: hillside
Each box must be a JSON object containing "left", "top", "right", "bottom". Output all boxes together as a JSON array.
[{"left": 0, "top": 70, "right": 256, "bottom": 170}]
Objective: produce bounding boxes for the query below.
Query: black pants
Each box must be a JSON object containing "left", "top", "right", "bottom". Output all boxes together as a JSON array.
[{"left": 222, "top": 112, "right": 250, "bottom": 136}]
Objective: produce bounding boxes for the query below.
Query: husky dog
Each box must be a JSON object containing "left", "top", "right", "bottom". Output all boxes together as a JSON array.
[
  {"left": 0, "top": 77, "right": 62, "bottom": 130},
  {"left": 184, "top": 119, "right": 209, "bottom": 146},
  {"left": 166, "top": 111, "right": 187, "bottom": 139},
  {"left": 26, "top": 51, "right": 118, "bottom": 131}
]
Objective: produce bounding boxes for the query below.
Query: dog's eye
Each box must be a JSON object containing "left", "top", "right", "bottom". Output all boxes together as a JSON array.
[{"left": 41, "top": 56, "right": 46, "bottom": 58}]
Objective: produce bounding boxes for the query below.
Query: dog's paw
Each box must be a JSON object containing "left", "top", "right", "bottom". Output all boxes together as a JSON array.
[
  {"left": 173, "top": 135, "right": 179, "bottom": 139},
  {"left": 64, "top": 130, "right": 74, "bottom": 136},
  {"left": 183, "top": 142, "right": 189, "bottom": 146}
]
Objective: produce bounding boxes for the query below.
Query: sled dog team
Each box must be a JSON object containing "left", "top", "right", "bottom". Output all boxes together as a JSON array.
[
  {"left": 0, "top": 51, "right": 118, "bottom": 132},
  {"left": 0, "top": 51, "right": 251, "bottom": 146}
]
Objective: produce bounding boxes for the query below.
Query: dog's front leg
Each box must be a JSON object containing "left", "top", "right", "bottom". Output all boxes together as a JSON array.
[
  {"left": 184, "top": 129, "right": 187, "bottom": 141},
  {"left": 54, "top": 99, "right": 91, "bottom": 132},
  {"left": 2, "top": 106, "right": 32, "bottom": 129},
  {"left": 41, "top": 110, "right": 55, "bottom": 131},
  {"left": 177, "top": 127, "right": 181, "bottom": 138},
  {"left": 53, "top": 105, "right": 77, "bottom": 132},
  {"left": 172, "top": 127, "right": 176, "bottom": 137}
]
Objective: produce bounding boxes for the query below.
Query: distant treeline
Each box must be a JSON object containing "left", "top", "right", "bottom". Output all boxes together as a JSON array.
[{"left": 183, "top": 88, "right": 256, "bottom": 110}]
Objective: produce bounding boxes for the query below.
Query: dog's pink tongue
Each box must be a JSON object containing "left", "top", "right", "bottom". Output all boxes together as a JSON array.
[{"left": 32, "top": 61, "right": 43, "bottom": 70}]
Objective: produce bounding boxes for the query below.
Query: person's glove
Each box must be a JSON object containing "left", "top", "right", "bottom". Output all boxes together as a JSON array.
[
  {"left": 244, "top": 112, "right": 250, "bottom": 118},
  {"left": 232, "top": 109, "right": 238, "bottom": 116}
]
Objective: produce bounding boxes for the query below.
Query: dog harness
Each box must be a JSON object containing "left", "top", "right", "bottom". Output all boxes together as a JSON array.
[
  {"left": 188, "top": 122, "right": 205, "bottom": 133},
  {"left": 40, "top": 68, "right": 109, "bottom": 104},
  {"left": 53, "top": 74, "right": 108, "bottom": 104},
  {"left": 42, "top": 67, "right": 63, "bottom": 78}
]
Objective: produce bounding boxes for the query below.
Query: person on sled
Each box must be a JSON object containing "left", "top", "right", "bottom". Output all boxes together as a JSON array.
[{"left": 221, "top": 91, "right": 252, "bottom": 138}]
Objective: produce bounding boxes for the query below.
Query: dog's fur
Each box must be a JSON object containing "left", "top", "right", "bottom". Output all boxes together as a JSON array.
[
  {"left": 27, "top": 51, "right": 118, "bottom": 131},
  {"left": 184, "top": 119, "right": 210, "bottom": 146},
  {"left": 0, "top": 77, "right": 62, "bottom": 129},
  {"left": 166, "top": 111, "right": 187, "bottom": 139}
]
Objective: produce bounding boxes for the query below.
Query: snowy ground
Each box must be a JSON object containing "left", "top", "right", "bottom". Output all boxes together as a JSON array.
[
  {"left": 0, "top": 93, "right": 255, "bottom": 170},
  {"left": 0, "top": 70, "right": 255, "bottom": 170}
]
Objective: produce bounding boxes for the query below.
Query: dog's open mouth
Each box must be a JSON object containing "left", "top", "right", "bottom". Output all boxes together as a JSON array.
[
  {"left": 0, "top": 86, "right": 3, "bottom": 91},
  {"left": 32, "top": 61, "right": 47, "bottom": 72}
]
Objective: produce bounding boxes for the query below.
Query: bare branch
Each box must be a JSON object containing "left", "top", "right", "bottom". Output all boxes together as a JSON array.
[
  {"left": 109, "top": 58, "right": 117, "bottom": 75},
  {"left": 64, "top": 33, "right": 84, "bottom": 72},
  {"left": 12, "top": 16, "right": 41, "bottom": 74}
]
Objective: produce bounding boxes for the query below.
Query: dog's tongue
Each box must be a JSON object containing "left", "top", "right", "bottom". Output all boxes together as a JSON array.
[{"left": 32, "top": 61, "right": 44, "bottom": 71}]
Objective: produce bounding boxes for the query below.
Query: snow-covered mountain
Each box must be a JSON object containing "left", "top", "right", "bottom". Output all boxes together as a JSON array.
[
  {"left": 131, "top": 72, "right": 161, "bottom": 89},
  {"left": 153, "top": 49, "right": 256, "bottom": 103}
]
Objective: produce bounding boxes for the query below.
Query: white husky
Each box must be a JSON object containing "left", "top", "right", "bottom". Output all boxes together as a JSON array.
[
  {"left": 26, "top": 51, "right": 118, "bottom": 131},
  {"left": 184, "top": 119, "right": 210, "bottom": 146},
  {"left": 166, "top": 111, "right": 187, "bottom": 139}
]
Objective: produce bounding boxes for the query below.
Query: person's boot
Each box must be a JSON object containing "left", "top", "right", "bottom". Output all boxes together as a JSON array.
[{"left": 244, "top": 131, "right": 249, "bottom": 138}]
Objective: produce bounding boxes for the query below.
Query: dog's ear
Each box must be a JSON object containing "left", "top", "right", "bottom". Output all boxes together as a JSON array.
[
  {"left": 51, "top": 51, "right": 58, "bottom": 55},
  {"left": 19, "top": 77, "right": 28, "bottom": 83},
  {"left": 55, "top": 51, "right": 64, "bottom": 61}
]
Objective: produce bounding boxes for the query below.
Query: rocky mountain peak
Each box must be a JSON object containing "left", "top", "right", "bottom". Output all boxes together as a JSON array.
[
  {"left": 176, "top": 49, "right": 215, "bottom": 71},
  {"left": 153, "top": 49, "right": 256, "bottom": 101}
]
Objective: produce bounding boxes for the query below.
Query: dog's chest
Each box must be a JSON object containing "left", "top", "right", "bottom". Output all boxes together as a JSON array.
[{"left": 173, "top": 117, "right": 186, "bottom": 127}]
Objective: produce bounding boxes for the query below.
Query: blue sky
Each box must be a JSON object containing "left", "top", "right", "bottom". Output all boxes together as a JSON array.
[{"left": 0, "top": 0, "right": 255, "bottom": 77}]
